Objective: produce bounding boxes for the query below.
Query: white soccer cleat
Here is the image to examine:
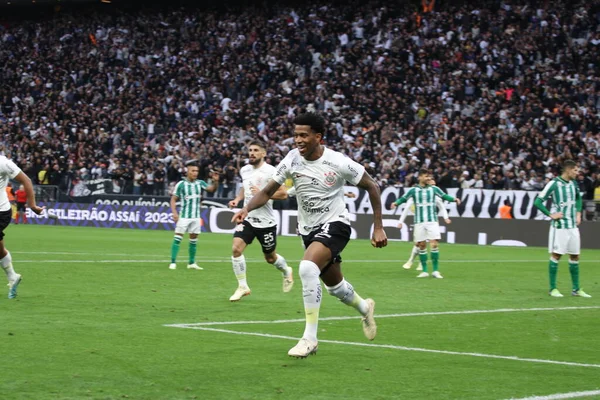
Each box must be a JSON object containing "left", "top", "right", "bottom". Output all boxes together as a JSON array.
[
  {"left": 288, "top": 338, "right": 318, "bottom": 358},
  {"left": 168, "top": 263, "right": 177, "bottom": 270},
  {"left": 549, "top": 289, "right": 563, "bottom": 298},
  {"left": 282, "top": 275, "right": 294, "bottom": 293},
  {"left": 8, "top": 273, "right": 22, "bottom": 299},
  {"left": 402, "top": 261, "right": 413, "bottom": 270},
  {"left": 362, "top": 298, "right": 377, "bottom": 340},
  {"left": 187, "top": 263, "right": 203, "bottom": 270},
  {"left": 229, "top": 286, "right": 251, "bottom": 302},
  {"left": 431, "top": 271, "right": 443, "bottom": 279},
  {"left": 416, "top": 264, "right": 423, "bottom": 271},
  {"left": 417, "top": 272, "right": 429, "bottom": 278}
]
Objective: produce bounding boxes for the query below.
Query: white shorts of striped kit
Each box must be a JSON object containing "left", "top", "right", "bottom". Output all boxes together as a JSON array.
[
  {"left": 175, "top": 218, "right": 202, "bottom": 235},
  {"left": 413, "top": 222, "right": 441, "bottom": 242},
  {"left": 548, "top": 227, "right": 580, "bottom": 255}
]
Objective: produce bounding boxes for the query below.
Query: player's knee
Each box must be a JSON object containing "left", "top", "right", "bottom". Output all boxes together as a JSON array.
[
  {"left": 232, "top": 245, "right": 244, "bottom": 258},
  {"left": 552, "top": 253, "right": 562, "bottom": 260},
  {"left": 430, "top": 240, "right": 439, "bottom": 249},
  {"left": 264, "top": 252, "right": 277, "bottom": 264},
  {"left": 417, "top": 241, "right": 427, "bottom": 249},
  {"left": 570, "top": 255, "right": 579, "bottom": 262},
  {"left": 299, "top": 260, "right": 320, "bottom": 281}
]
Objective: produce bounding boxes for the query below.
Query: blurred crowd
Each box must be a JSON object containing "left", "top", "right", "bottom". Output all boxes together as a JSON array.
[{"left": 0, "top": 0, "right": 599, "bottom": 202}]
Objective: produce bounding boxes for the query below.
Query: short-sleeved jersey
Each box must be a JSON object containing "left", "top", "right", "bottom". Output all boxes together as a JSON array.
[
  {"left": 0, "top": 157, "right": 21, "bottom": 212},
  {"left": 173, "top": 179, "right": 209, "bottom": 219},
  {"left": 399, "top": 185, "right": 447, "bottom": 224},
  {"left": 240, "top": 162, "right": 277, "bottom": 228},
  {"left": 537, "top": 177, "right": 580, "bottom": 229},
  {"left": 273, "top": 147, "right": 365, "bottom": 235}
]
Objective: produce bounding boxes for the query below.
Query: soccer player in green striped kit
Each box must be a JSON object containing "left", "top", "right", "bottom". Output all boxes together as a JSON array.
[
  {"left": 169, "top": 162, "right": 219, "bottom": 270},
  {"left": 534, "top": 159, "right": 591, "bottom": 298},
  {"left": 391, "top": 168, "right": 460, "bottom": 278}
]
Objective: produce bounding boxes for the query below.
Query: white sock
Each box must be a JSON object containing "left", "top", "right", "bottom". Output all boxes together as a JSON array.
[
  {"left": 232, "top": 255, "right": 248, "bottom": 288},
  {"left": 408, "top": 245, "right": 419, "bottom": 263},
  {"left": 326, "top": 279, "right": 369, "bottom": 315},
  {"left": 272, "top": 254, "right": 292, "bottom": 278},
  {"left": 0, "top": 251, "right": 16, "bottom": 281},
  {"left": 299, "top": 260, "right": 322, "bottom": 342}
]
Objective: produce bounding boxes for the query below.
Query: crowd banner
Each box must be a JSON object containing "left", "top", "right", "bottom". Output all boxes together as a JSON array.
[
  {"left": 85, "top": 187, "right": 550, "bottom": 219},
  {"left": 27, "top": 203, "right": 599, "bottom": 249}
]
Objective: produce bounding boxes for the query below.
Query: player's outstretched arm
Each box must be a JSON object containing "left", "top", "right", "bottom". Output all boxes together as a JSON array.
[
  {"left": 228, "top": 188, "right": 244, "bottom": 208},
  {"left": 205, "top": 172, "right": 220, "bottom": 193},
  {"left": 231, "top": 179, "right": 281, "bottom": 223},
  {"left": 356, "top": 171, "right": 387, "bottom": 248},
  {"left": 14, "top": 171, "right": 43, "bottom": 215},
  {"left": 270, "top": 185, "right": 289, "bottom": 200}
]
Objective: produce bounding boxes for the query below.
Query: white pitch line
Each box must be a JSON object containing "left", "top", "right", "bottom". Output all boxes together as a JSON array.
[
  {"left": 506, "top": 390, "right": 600, "bottom": 400},
  {"left": 166, "top": 325, "right": 600, "bottom": 370},
  {"left": 166, "top": 306, "right": 600, "bottom": 327}
]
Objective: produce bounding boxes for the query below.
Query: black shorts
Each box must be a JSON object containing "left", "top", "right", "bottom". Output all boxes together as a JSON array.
[
  {"left": 234, "top": 220, "right": 277, "bottom": 254},
  {"left": 301, "top": 221, "right": 351, "bottom": 266},
  {"left": 0, "top": 209, "right": 12, "bottom": 240},
  {"left": 16, "top": 202, "right": 26, "bottom": 212}
]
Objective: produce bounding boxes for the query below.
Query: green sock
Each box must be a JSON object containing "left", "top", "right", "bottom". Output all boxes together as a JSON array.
[
  {"left": 431, "top": 249, "right": 439, "bottom": 271},
  {"left": 419, "top": 250, "right": 428, "bottom": 273},
  {"left": 568, "top": 261, "right": 579, "bottom": 292},
  {"left": 548, "top": 258, "right": 558, "bottom": 291},
  {"left": 189, "top": 238, "right": 198, "bottom": 264},
  {"left": 171, "top": 236, "right": 182, "bottom": 263}
]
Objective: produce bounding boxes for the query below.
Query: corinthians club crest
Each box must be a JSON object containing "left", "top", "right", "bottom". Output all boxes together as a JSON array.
[{"left": 324, "top": 171, "right": 337, "bottom": 186}]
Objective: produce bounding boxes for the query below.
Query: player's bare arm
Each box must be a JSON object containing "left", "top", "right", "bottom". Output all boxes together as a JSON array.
[
  {"left": 15, "top": 171, "right": 43, "bottom": 215},
  {"left": 356, "top": 171, "right": 388, "bottom": 248},
  {"left": 170, "top": 194, "right": 180, "bottom": 222},
  {"left": 231, "top": 179, "right": 281, "bottom": 223},
  {"left": 270, "top": 185, "right": 289, "bottom": 201},
  {"left": 206, "top": 172, "right": 220, "bottom": 193},
  {"left": 228, "top": 188, "right": 244, "bottom": 208}
]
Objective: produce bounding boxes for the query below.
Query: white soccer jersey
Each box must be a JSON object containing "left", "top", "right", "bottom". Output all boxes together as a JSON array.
[
  {"left": 273, "top": 147, "right": 365, "bottom": 235},
  {"left": 241, "top": 162, "right": 277, "bottom": 228},
  {"left": 0, "top": 156, "right": 21, "bottom": 212}
]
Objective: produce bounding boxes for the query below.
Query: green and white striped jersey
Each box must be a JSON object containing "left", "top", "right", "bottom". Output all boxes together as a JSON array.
[
  {"left": 537, "top": 177, "right": 581, "bottom": 229},
  {"left": 173, "top": 179, "right": 209, "bottom": 219},
  {"left": 396, "top": 185, "right": 451, "bottom": 224}
]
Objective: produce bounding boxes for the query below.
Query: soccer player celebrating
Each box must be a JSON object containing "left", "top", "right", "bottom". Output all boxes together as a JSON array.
[
  {"left": 397, "top": 178, "right": 451, "bottom": 271},
  {"left": 232, "top": 112, "right": 387, "bottom": 358},
  {"left": 0, "top": 156, "right": 44, "bottom": 298},
  {"left": 534, "top": 159, "right": 591, "bottom": 298},
  {"left": 169, "top": 161, "right": 219, "bottom": 270},
  {"left": 391, "top": 169, "right": 460, "bottom": 278},
  {"left": 227, "top": 140, "right": 293, "bottom": 302}
]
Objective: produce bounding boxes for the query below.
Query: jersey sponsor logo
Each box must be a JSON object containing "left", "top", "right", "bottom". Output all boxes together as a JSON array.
[
  {"left": 324, "top": 171, "right": 337, "bottom": 186},
  {"left": 276, "top": 164, "right": 287, "bottom": 177},
  {"left": 184, "top": 194, "right": 201, "bottom": 200},
  {"left": 321, "top": 160, "right": 339, "bottom": 168},
  {"left": 347, "top": 165, "right": 359, "bottom": 178},
  {"left": 559, "top": 200, "right": 575, "bottom": 208}
]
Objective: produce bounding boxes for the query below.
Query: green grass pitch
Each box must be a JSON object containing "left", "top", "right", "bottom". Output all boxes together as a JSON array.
[{"left": 2, "top": 224, "right": 599, "bottom": 400}]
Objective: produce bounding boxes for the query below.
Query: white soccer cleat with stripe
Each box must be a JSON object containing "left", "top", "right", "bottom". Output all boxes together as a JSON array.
[
  {"left": 229, "top": 286, "right": 251, "bottom": 302},
  {"left": 362, "top": 298, "right": 377, "bottom": 340},
  {"left": 168, "top": 263, "right": 177, "bottom": 270},
  {"left": 8, "top": 274, "right": 22, "bottom": 299},
  {"left": 402, "top": 261, "right": 413, "bottom": 270},
  {"left": 187, "top": 263, "right": 203, "bottom": 270},
  {"left": 431, "top": 271, "right": 443, "bottom": 279},
  {"left": 417, "top": 272, "right": 429, "bottom": 278},
  {"left": 288, "top": 338, "right": 318, "bottom": 358}
]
